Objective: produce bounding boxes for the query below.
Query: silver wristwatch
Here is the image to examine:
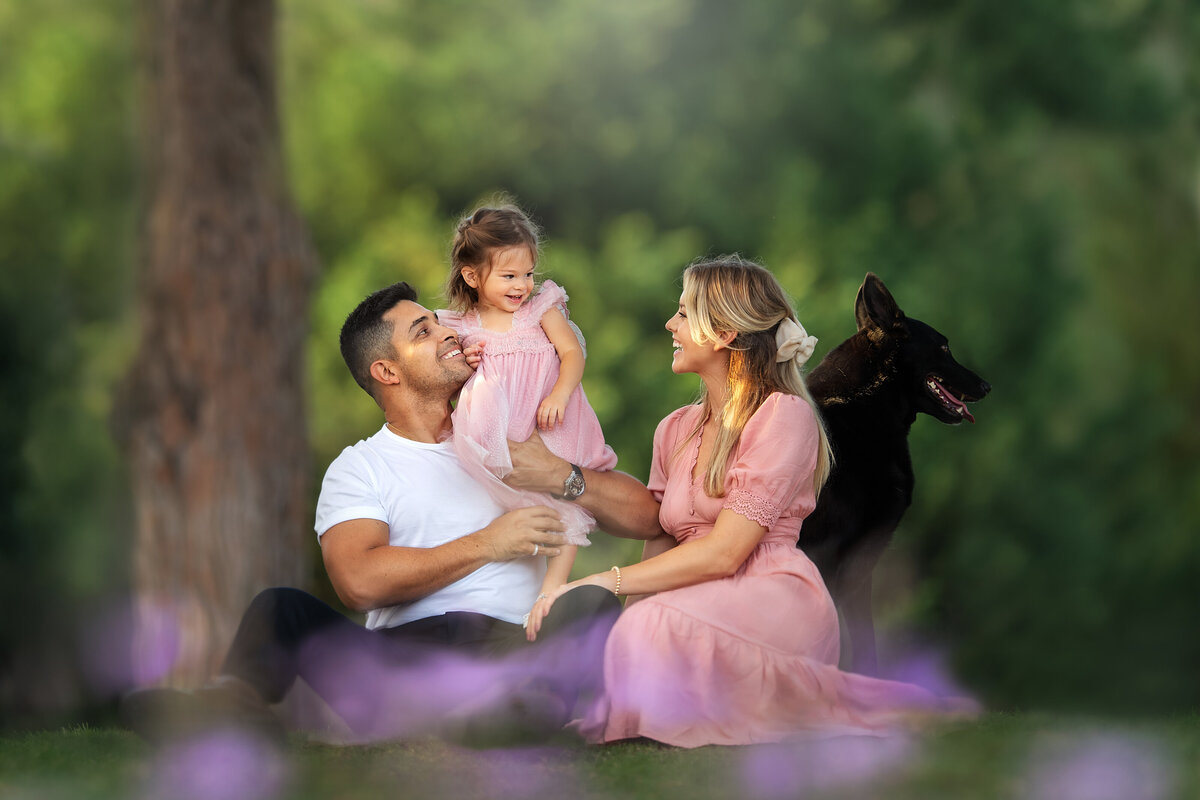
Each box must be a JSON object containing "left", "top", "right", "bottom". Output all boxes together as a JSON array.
[{"left": 558, "top": 463, "right": 585, "bottom": 501}]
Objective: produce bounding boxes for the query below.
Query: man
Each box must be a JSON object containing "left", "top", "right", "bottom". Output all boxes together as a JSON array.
[{"left": 121, "top": 281, "right": 661, "bottom": 744}]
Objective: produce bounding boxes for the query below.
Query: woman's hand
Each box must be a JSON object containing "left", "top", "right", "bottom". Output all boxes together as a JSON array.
[
  {"left": 527, "top": 569, "right": 620, "bottom": 641},
  {"left": 524, "top": 593, "right": 555, "bottom": 642}
]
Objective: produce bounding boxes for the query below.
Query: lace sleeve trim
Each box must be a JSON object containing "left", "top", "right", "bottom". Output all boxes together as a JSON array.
[{"left": 724, "top": 487, "right": 782, "bottom": 529}]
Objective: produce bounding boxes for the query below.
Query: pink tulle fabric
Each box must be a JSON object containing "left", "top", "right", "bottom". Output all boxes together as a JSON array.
[
  {"left": 438, "top": 281, "right": 617, "bottom": 545},
  {"left": 576, "top": 394, "right": 962, "bottom": 747}
]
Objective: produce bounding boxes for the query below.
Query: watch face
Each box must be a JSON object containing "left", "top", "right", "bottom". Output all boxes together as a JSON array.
[{"left": 564, "top": 466, "right": 585, "bottom": 498}]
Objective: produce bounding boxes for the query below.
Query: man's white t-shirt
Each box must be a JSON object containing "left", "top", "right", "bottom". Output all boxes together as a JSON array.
[{"left": 315, "top": 425, "right": 544, "bottom": 630}]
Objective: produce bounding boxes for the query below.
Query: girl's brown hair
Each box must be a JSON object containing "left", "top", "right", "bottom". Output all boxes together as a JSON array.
[{"left": 444, "top": 203, "right": 541, "bottom": 312}]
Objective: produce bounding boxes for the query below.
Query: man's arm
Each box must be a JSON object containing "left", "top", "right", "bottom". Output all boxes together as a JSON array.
[
  {"left": 506, "top": 432, "right": 662, "bottom": 541},
  {"left": 320, "top": 506, "right": 567, "bottom": 613}
]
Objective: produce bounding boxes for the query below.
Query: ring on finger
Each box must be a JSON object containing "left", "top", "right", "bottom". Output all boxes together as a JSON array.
[{"left": 532, "top": 544, "right": 539, "bottom": 556}]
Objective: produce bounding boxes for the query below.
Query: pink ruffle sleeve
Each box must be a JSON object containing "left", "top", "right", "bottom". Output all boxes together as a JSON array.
[
  {"left": 526, "top": 279, "right": 568, "bottom": 318},
  {"left": 722, "top": 393, "right": 819, "bottom": 529},
  {"left": 525, "top": 280, "right": 586, "bottom": 356}
]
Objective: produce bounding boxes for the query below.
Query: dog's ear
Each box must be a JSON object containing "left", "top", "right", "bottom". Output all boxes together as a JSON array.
[{"left": 855, "top": 273, "right": 905, "bottom": 334}]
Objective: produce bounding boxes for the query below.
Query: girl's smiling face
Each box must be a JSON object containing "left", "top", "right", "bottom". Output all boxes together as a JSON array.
[{"left": 461, "top": 246, "right": 536, "bottom": 315}]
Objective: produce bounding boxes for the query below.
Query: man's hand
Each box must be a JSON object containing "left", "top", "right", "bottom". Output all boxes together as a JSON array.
[
  {"left": 479, "top": 505, "right": 567, "bottom": 561},
  {"left": 505, "top": 430, "right": 570, "bottom": 494}
]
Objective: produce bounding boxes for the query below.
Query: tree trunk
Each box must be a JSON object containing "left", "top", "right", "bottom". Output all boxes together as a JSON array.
[{"left": 117, "top": 0, "right": 316, "bottom": 686}]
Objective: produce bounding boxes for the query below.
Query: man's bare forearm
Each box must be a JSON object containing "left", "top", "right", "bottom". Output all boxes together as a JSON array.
[
  {"left": 577, "top": 467, "right": 662, "bottom": 540},
  {"left": 506, "top": 432, "right": 661, "bottom": 540},
  {"left": 321, "top": 507, "right": 569, "bottom": 612}
]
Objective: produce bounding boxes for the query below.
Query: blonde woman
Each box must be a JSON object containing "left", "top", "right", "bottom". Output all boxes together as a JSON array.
[{"left": 529, "top": 256, "right": 966, "bottom": 747}]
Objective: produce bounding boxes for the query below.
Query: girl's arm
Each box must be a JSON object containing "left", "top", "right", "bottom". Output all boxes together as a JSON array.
[
  {"left": 548, "top": 510, "right": 765, "bottom": 604},
  {"left": 537, "top": 308, "right": 585, "bottom": 430},
  {"left": 525, "top": 544, "right": 577, "bottom": 641}
]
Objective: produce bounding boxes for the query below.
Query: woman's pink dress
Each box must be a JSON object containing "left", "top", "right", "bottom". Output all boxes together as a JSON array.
[
  {"left": 438, "top": 281, "right": 617, "bottom": 545},
  {"left": 577, "top": 393, "right": 960, "bottom": 746}
]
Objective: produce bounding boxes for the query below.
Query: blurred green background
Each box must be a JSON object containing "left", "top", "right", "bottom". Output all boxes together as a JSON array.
[{"left": 2, "top": 0, "right": 1197, "bottom": 728}]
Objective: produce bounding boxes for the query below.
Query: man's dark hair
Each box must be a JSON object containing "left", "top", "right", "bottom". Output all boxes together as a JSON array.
[{"left": 340, "top": 281, "right": 419, "bottom": 399}]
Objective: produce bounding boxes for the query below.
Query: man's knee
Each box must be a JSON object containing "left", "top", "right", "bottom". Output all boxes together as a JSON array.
[
  {"left": 238, "top": 587, "right": 335, "bottom": 638},
  {"left": 543, "top": 585, "right": 620, "bottom": 635}
]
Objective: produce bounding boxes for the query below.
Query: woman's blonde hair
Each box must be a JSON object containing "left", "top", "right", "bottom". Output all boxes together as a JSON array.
[
  {"left": 444, "top": 203, "right": 541, "bottom": 312},
  {"left": 679, "top": 255, "right": 833, "bottom": 498}
]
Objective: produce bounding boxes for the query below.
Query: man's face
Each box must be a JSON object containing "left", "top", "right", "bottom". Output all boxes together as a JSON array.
[{"left": 382, "top": 300, "right": 471, "bottom": 394}]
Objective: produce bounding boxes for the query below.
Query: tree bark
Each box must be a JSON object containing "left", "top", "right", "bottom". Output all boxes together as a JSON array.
[{"left": 117, "top": 0, "right": 316, "bottom": 686}]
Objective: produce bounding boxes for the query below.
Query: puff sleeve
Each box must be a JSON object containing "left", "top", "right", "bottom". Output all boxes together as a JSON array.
[
  {"left": 647, "top": 407, "right": 691, "bottom": 504},
  {"left": 527, "top": 280, "right": 586, "bottom": 355},
  {"left": 527, "top": 279, "right": 568, "bottom": 318},
  {"left": 722, "top": 393, "right": 820, "bottom": 529}
]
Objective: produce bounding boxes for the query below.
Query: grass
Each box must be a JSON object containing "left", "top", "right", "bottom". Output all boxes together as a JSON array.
[{"left": 1, "top": 714, "right": 1198, "bottom": 799}]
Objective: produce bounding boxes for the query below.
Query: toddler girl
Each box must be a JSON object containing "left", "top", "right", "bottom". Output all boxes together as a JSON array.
[{"left": 438, "top": 203, "right": 617, "bottom": 640}]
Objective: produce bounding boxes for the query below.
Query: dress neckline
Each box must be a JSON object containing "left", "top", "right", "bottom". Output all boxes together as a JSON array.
[
  {"left": 472, "top": 307, "right": 518, "bottom": 334},
  {"left": 688, "top": 420, "right": 704, "bottom": 516}
]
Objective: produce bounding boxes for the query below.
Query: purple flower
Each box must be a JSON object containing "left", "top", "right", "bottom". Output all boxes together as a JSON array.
[
  {"left": 740, "top": 733, "right": 915, "bottom": 798},
  {"left": 1025, "top": 728, "right": 1178, "bottom": 800},
  {"left": 145, "top": 729, "right": 290, "bottom": 800}
]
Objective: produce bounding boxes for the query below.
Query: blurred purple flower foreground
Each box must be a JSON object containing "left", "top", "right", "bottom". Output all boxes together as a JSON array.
[
  {"left": 1025, "top": 728, "right": 1178, "bottom": 800},
  {"left": 82, "top": 598, "right": 181, "bottom": 694},
  {"left": 144, "top": 729, "right": 289, "bottom": 800},
  {"left": 740, "top": 734, "right": 915, "bottom": 798}
]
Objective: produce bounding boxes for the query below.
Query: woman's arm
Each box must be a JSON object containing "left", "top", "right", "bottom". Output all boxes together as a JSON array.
[
  {"left": 537, "top": 308, "right": 585, "bottom": 430},
  {"left": 621, "top": 533, "right": 679, "bottom": 607},
  {"left": 552, "top": 509, "right": 765, "bottom": 601},
  {"left": 524, "top": 543, "right": 577, "bottom": 641}
]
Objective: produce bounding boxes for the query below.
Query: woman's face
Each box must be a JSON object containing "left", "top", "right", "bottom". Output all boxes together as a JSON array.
[{"left": 665, "top": 295, "right": 726, "bottom": 377}]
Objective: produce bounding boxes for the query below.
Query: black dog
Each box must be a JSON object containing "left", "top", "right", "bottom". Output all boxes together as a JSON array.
[{"left": 800, "top": 273, "right": 990, "bottom": 675}]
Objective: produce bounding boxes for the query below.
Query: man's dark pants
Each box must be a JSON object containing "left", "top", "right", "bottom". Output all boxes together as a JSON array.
[{"left": 220, "top": 585, "right": 621, "bottom": 737}]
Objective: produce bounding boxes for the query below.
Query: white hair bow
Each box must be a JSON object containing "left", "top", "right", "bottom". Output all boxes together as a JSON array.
[{"left": 775, "top": 317, "right": 818, "bottom": 366}]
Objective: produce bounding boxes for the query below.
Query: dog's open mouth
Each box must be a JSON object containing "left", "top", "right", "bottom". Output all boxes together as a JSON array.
[{"left": 926, "top": 376, "right": 975, "bottom": 423}]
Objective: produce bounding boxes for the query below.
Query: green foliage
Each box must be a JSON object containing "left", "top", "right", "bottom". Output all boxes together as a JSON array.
[
  {"left": 2, "top": 0, "right": 1198, "bottom": 724},
  {"left": 281, "top": 0, "right": 1200, "bottom": 712},
  {"left": 0, "top": 0, "right": 136, "bottom": 726}
]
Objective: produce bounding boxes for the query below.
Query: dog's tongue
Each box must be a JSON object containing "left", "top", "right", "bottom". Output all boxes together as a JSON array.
[
  {"left": 933, "top": 378, "right": 975, "bottom": 423},
  {"left": 947, "top": 389, "right": 975, "bottom": 423}
]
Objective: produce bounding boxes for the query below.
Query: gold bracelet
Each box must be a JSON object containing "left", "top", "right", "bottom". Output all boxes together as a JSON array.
[{"left": 610, "top": 565, "right": 621, "bottom": 596}]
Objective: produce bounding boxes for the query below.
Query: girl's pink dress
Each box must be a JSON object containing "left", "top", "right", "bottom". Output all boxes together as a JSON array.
[
  {"left": 438, "top": 281, "right": 617, "bottom": 545},
  {"left": 577, "top": 393, "right": 966, "bottom": 746}
]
